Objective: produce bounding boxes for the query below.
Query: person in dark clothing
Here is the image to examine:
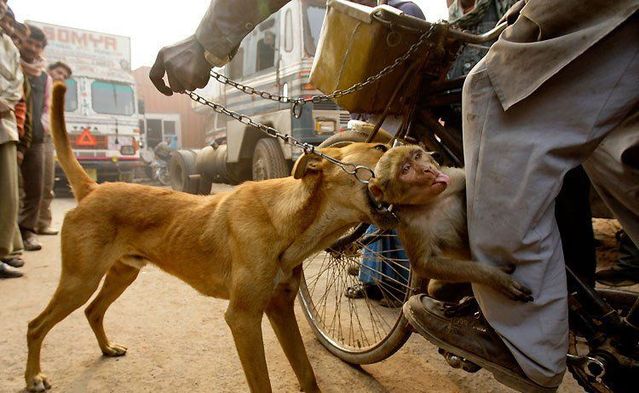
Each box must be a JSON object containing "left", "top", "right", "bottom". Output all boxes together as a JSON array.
[
  {"left": 596, "top": 230, "right": 639, "bottom": 286},
  {"left": 35, "top": 61, "right": 71, "bottom": 237},
  {"left": 18, "top": 24, "right": 51, "bottom": 252},
  {"left": 256, "top": 31, "right": 275, "bottom": 71}
]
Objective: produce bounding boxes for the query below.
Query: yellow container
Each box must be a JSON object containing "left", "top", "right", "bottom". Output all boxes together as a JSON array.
[{"left": 310, "top": 0, "right": 425, "bottom": 114}]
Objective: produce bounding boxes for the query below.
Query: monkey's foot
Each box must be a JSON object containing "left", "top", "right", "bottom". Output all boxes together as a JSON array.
[
  {"left": 27, "top": 373, "right": 51, "bottom": 392},
  {"left": 102, "top": 343, "right": 128, "bottom": 357}
]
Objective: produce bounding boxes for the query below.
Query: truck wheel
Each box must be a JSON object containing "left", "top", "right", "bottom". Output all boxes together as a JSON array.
[
  {"left": 252, "top": 138, "right": 289, "bottom": 181},
  {"left": 169, "top": 149, "right": 198, "bottom": 193}
]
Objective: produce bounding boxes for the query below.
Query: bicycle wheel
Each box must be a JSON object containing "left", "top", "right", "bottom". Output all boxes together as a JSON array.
[
  {"left": 297, "top": 126, "right": 422, "bottom": 364},
  {"left": 298, "top": 227, "right": 424, "bottom": 365}
]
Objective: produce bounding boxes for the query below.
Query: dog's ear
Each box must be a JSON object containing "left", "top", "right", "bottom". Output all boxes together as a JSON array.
[{"left": 292, "top": 153, "right": 323, "bottom": 179}]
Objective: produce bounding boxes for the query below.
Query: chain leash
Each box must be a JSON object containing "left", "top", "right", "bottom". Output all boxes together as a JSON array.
[
  {"left": 208, "top": 24, "right": 436, "bottom": 116},
  {"left": 185, "top": 25, "right": 437, "bottom": 183},
  {"left": 187, "top": 91, "right": 376, "bottom": 183}
]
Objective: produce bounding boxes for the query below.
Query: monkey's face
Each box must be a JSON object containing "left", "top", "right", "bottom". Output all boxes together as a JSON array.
[{"left": 369, "top": 145, "right": 449, "bottom": 205}]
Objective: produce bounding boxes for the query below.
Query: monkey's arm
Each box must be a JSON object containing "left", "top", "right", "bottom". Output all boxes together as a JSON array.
[{"left": 412, "top": 254, "right": 533, "bottom": 302}]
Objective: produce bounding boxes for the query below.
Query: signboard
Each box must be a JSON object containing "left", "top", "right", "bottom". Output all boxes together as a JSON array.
[{"left": 27, "top": 21, "right": 133, "bottom": 83}]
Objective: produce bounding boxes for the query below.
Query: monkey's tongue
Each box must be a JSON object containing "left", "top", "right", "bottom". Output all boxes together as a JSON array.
[{"left": 434, "top": 172, "right": 450, "bottom": 185}]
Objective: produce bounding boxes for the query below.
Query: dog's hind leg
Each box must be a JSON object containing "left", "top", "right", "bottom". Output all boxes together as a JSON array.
[
  {"left": 266, "top": 266, "right": 320, "bottom": 393},
  {"left": 25, "top": 270, "right": 104, "bottom": 392},
  {"left": 85, "top": 261, "right": 140, "bottom": 357}
]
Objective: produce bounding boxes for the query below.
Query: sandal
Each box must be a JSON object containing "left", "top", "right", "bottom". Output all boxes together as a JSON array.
[{"left": 345, "top": 284, "right": 383, "bottom": 300}]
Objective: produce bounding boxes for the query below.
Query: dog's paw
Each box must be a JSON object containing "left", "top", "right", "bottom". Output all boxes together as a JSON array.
[
  {"left": 102, "top": 343, "right": 128, "bottom": 357},
  {"left": 27, "top": 373, "right": 51, "bottom": 392}
]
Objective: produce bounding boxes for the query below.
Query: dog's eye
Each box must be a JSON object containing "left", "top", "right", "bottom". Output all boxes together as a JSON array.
[
  {"left": 374, "top": 144, "right": 388, "bottom": 152},
  {"left": 401, "top": 163, "right": 411, "bottom": 175}
]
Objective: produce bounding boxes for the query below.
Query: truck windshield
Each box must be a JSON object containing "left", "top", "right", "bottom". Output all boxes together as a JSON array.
[
  {"left": 65, "top": 78, "right": 78, "bottom": 112},
  {"left": 91, "top": 80, "right": 135, "bottom": 116},
  {"left": 303, "top": 1, "right": 326, "bottom": 57}
]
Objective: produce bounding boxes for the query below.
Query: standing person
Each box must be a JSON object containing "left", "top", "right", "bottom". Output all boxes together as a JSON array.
[
  {"left": 18, "top": 24, "right": 52, "bottom": 251},
  {"left": 0, "top": 0, "right": 25, "bottom": 278},
  {"left": 404, "top": 1, "right": 638, "bottom": 391},
  {"left": 36, "top": 61, "right": 71, "bottom": 237}
]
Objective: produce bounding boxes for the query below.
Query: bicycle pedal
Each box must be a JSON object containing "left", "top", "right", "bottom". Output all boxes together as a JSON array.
[{"left": 438, "top": 348, "right": 481, "bottom": 373}]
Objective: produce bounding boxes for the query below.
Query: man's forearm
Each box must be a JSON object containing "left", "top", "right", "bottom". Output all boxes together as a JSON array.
[{"left": 195, "top": 0, "right": 289, "bottom": 58}]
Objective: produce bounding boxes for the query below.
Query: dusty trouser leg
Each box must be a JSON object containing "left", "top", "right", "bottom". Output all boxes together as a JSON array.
[
  {"left": 0, "top": 142, "right": 20, "bottom": 258},
  {"left": 462, "top": 17, "right": 638, "bottom": 388},
  {"left": 37, "top": 135, "right": 55, "bottom": 232},
  {"left": 583, "top": 110, "right": 639, "bottom": 244},
  {"left": 19, "top": 142, "right": 45, "bottom": 235}
]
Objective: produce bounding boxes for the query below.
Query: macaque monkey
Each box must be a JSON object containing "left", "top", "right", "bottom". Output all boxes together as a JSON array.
[{"left": 368, "top": 145, "right": 533, "bottom": 302}]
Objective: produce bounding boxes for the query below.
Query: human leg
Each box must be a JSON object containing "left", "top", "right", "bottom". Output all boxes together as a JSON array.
[
  {"left": 19, "top": 142, "right": 45, "bottom": 250},
  {"left": 36, "top": 137, "right": 56, "bottom": 235},
  {"left": 463, "top": 16, "right": 638, "bottom": 387},
  {"left": 0, "top": 142, "right": 23, "bottom": 278}
]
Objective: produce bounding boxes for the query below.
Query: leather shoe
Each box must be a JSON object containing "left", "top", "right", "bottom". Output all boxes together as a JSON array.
[
  {"left": 23, "top": 235, "right": 42, "bottom": 251},
  {"left": 0, "top": 262, "right": 23, "bottom": 278},
  {"left": 1, "top": 256, "right": 25, "bottom": 268},
  {"left": 37, "top": 227, "right": 59, "bottom": 236},
  {"left": 403, "top": 295, "right": 557, "bottom": 393}
]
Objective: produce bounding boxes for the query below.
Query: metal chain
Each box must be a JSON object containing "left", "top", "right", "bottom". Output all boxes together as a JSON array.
[
  {"left": 209, "top": 24, "right": 436, "bottom": 110},
  {"left": 187, "top": 91, "right": 375, "bottom": 183},
  {"left": 186, "top": 24, "right": 437, "bottom": 183}
]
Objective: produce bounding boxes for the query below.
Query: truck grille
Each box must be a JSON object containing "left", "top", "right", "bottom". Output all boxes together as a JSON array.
[
  {"left": 313, "top": 101, "right": 339, "bottom": 111},
  {"left": 339, "top": 113, "right": 351, "bottom": 129}
]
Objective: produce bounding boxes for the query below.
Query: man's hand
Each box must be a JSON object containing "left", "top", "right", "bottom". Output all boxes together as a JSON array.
[
  {"left": 149, "top": 36, "right": 212, "bottom": 96},
  {"left": 17, "top": 150, "right": 24, "bottom": 165}
]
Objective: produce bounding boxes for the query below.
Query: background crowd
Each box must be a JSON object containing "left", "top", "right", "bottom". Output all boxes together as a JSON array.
[{"left": 1, "top": 0, "right": 72, "bottom": 278}]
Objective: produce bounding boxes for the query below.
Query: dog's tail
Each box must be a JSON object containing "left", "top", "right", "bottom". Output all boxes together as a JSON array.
[{"left": 50, "top": 82, "right": 97, "bottom": 201}]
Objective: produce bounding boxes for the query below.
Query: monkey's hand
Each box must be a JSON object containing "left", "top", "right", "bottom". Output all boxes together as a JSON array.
[{"left": 492, "top": 266, "right": 534, "bottom": 302}]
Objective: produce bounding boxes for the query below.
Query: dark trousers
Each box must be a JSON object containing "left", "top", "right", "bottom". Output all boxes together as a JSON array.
[
  {"left": 555, "top": 166, "right": 597, "bottom": 287},
  {"left": 19, "top": 142, "right": 45, "bottom": 235}
]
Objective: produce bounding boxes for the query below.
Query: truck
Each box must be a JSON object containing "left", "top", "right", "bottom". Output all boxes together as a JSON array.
[
  {"left": 27, "top": 21, "right": 142, "bottom": 183},
  {"left": 171, "top": 0, "right": 349, "bottom": 192}
]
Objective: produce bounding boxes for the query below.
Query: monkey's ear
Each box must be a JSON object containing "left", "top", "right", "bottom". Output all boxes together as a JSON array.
[
  {"left": 292, "top": 153, "right": 323, "bottom": 179},
  {"left": 368, "top": 180, "right": 384, "bottom": 201}
]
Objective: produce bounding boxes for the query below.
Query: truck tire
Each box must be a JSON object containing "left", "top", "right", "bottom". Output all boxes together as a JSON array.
[
  {"left": 252, "top": 138, "right": 289, "bottom": 181},
  {"left": 169, "top": 149, "right": 198, "bottom": 193}
]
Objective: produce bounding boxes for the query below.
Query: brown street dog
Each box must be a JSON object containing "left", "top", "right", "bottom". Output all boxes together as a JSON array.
[
  {"left": 368, "top": 145, "right": 533, "bottom": 302},
  {"left": 25, "top": 83, "right": 390, "bottom": 393}
]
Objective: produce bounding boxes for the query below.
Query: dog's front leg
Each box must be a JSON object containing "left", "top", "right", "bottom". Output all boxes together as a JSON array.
[
  {"left": 266, "top": 266, "right": 321, "bottom": 393},
  {"left": 225, "top": 269, "right": 276, "bottom": 393}
]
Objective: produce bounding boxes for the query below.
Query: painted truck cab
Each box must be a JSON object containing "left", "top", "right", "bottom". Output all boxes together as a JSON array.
[
  {"left": 197, "top": 0, "right": 349, "bottom": 181},
  {"left": 29, "top": 21, "right": 142, "bottom": 182}
]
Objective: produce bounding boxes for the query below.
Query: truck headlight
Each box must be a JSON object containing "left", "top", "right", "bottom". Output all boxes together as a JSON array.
[
  {"left": 120, "top": 145, "right": 135, "bottom": 155},
  {"left": 315, "top": 119, "right": 336, "bottom": 134}
]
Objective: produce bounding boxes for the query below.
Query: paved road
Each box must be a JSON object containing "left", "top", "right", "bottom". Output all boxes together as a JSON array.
[{"left": 1, "top": 191, "right": 583, "bottom": 393}]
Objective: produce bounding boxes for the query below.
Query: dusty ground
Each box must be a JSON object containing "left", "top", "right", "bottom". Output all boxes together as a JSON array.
[{"left": 0, "top": 189, "right": 627, "bottom": 393}]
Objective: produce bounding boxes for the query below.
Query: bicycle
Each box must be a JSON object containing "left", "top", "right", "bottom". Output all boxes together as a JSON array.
[{"left": 296, "top": 5, "right": 639, "bottom": 393}]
